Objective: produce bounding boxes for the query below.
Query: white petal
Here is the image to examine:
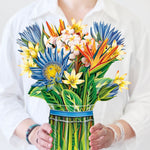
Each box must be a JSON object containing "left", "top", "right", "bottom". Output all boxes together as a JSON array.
[
  {"left": 76, "top": 79, "right": 84, "bottom": 84},
  {"left": 44, "top": 36, "right": 48, "bottom": 46},
  {"left": 71, "top": 69, "right": 76, "bottom": 77},
  {"left": 64, "top": 71, "right": 70, "bottom": 80},
  {"left": 74, "top": 50, "right": 80, "bottom": 56},
  {"left": 76, "top": 72, "right": 83, "bottom": 78},
  {"left": 69, "top": 53, "right": 75, "bottom": 59}
]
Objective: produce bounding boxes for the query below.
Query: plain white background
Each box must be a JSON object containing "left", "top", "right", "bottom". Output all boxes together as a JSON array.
[{"left": 0, "top": 0, "right": 150, "bottom": 149}]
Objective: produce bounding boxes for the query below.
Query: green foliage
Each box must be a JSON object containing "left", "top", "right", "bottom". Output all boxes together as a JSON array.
[
  {"left": 21, "top": 38, "right": 29, "bottom": 46},
  {"left": 28, "top": 86, "right": 46, "bottom": 99},
  {"left": 86, "top": 75, "right": 97, "bottom": 109},
  {"left": 41, "top": 90, "right": 65, "bottom": 110},
  {"left": 62, "top": 89, "right": 82, "bottom": 112},
  {"left": 96, "top": 60, "right": 116, "bottom": 78},
  {"left": 38, "top": 25, "right": 46, "bottom": 53},
  {"left": 95, "top": 78, "right": 113, "bottom": 93},
  {"left": 97, "top": 83, "right": 119, "bottom": 101},
  {"left": 53, "top": 83, "right": 65, "bottom": 94},
  {"left": 82, "top": 71, "right": 88, "bottom": 107},
  {"left": 90, "top": 59, "right": 116, "bottom": 75}
]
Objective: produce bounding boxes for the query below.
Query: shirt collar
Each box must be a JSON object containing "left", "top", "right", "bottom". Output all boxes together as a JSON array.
[{"left": 30, "top": 0, "right": 118, "bottom": 21}]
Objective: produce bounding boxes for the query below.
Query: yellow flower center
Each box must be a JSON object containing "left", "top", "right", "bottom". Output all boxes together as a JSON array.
[
  {"left": 44, "top": 64, "right": 61, "bottom": 80},
  {"left": 69, "top": 77, "right": 77, "bottom": 84}
]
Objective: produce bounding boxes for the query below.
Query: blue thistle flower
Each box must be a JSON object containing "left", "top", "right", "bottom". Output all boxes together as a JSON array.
[
  {"left": 30, "top": 47, "right": 71, "bottom": 90},
  {"left": 17, "top": 23, "right": 41, "bottom": 47},
  {"left": 90, "top": 22, "right": 124, "bottom": 45}
]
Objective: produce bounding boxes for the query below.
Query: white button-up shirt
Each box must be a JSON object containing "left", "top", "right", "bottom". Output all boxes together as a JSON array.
[{"left": 0, "top": 0, "right": 150, "bottom": 150}]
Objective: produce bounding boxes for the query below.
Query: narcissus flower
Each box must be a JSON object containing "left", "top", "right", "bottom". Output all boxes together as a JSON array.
[
  {"left": 20, "top": 41, "right": 39, "bottom": 59},
  {"left": 113, "top": 71, "right": 131, "bottom": 92},
  {"left": 19, "top": 57, "right": 37, "bottom": 78},
  {"left": 62, "top": 69, "right": 84, "bottom": 88}
]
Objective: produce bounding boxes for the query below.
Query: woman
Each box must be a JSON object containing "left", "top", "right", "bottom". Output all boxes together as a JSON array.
[{"left": 0, "top": 0, "right": 150, "bottom": 150}]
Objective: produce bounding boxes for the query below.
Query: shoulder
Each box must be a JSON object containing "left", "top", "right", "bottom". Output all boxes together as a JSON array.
[
  {"left": 5, "top": 1, "right": 37, "bottom": 34},
  {"left": 110, "top": 0, "right": 139, "bottom": 22},
  {"left": 109, "top": 0, "right": 147, "bottom": 39}
]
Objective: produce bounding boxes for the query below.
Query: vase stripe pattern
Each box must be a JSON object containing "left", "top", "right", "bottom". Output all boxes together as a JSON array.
[{"left": 49, "top": 111, "right": 94, "bottom": 150}]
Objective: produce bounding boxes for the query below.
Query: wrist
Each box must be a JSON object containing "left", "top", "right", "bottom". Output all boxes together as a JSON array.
[
  {"left": 107, "top": 125, "right": 119, "bottom": 144},
  {"left": 107, "top": 122, "right": 125, "bottom": 144},
  {"left": 26, "top": 124, "right": 40, "bottom": 145}
]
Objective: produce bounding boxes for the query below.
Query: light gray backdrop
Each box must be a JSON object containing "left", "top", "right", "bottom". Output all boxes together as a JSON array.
[{"left": 0, "top": 0, "right": 150, "bottom": 149}]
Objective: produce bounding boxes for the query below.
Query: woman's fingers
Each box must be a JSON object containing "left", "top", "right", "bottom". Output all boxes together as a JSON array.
[
  {"left": 89, "top": 124, "right": 114, "bottom": 150},
  {"left": 38, "top": 128, "right": 53, "bottom": 143},
  {"left": 41, "top": 123, "right": 52, "bottom": 134},
  {"left": 89, "top": 127, "right": 107, "bottom": 140},
  {"left": 38, "top": 137, "right": 53, "bottom": 149},
  {"left": 90, "top": 135, "right": 105, "bottom": 146},
  {"left": 90, "top": 123, "right": 103, "bottom": 133},
  {"left": 33, "top": 123, "right": 53, "bottom": 150},
  {"left": 36, "top": 144, "right": 51, "bottom": 150}
]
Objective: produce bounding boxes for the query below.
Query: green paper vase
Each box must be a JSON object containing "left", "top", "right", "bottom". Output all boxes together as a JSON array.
[{"left": 49, "top": 110, "right": 94, "bottom": 150}]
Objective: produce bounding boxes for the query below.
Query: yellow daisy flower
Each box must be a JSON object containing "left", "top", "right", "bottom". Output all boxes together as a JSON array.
[
  {"left": 19, "top": 57, "right": 37, "bottom": 78},
  {"left": 62, "top": 69, "right": 84, "bottom": 88},
  {"left": 20, "top": 41, "right": 39, "bottom": 59},
  {"left": 114, "top": 70, "right": 131, "bottom": 92}
]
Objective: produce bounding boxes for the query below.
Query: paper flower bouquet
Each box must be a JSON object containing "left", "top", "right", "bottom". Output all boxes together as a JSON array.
[{"left": 17, "top": 19, "right": 130, "bottom": 150}]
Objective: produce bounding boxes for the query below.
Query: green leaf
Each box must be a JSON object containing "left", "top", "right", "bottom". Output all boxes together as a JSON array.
[
  {"left": 95, "top": 78, "right": 113, "bottom": 93},
  {"left": 79, "top": 66, "right": 88, "bottom": 73},
  {"left": 62, "top": 89, "right": 82, "bottom": 112},
  {"left": 98, "top": 84, "right": 119, "bottom": 101},
  {"left": 21, "top": 38, "right": 29, "bottom": 46},
  {"left": 38, "top": 25, "right": 46, "bottom": 53},
  {"left": 28, "top": 86, "right": 46, "bottom": 99},
  {"left": 90, "top": 59, "right": 116, "bottom": 75},
  {"left": 82, "top": 71, "right": 89, "bottom": 107},
  {"left": 21, "top": 38, "right": 36, "bottom": 47},
  {"left": 53, "top": 83, "right": 65, "bottom": 94},
  {"left": 86, "top": 75, "right": 97, "bottom": 108},
  {"left": 41, "top": 90, "right": 65, "bottom": 110}
]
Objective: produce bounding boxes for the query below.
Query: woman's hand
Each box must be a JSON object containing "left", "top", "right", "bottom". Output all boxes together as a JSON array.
[
  {"left": 89, "top": 123, "right": 114, "bottom": 150},
  {"left": 29, "top": 123, "right": 53, "bottom": 150}
]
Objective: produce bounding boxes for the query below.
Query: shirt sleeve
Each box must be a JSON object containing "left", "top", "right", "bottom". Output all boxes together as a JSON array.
[
  {"left": 0, "top": 18, "right": 31, "bottom": 146},
  {"left": 120, "top": 21, "right": 150, "bottom": 140}
]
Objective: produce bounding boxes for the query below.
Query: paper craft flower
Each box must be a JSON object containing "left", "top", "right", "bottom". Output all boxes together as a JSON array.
[
  {"left": 113, "top": 71, "right": 131, "bottom": 92},
  {"left": 77, "top": 38, "right": 120, "bottom": 74},
  {"left": 19, "top": 57, "right": 37, "bottom": 78},
  {"left": 30, "top": 47, "right": 70, "bottom": 89},
  {"left": 68, "top": 18, "right": 86, "bottom": 34},
  {"left": 17, "top": 19, "right": 130, "bottom": 150},
  {"left": 17, "top": 24, "right": 41, "bottom": 47},
  {"left": 45, "top": 19, "right": 65, "bottom": 37},
  {"left": 90, "top": 22, "right": 124, "bottom": 45},
  {"left": 20, "top": 41, "right": 39, "bottom": 59},
  {"left": 62, "top": 69, "right": 84, "bottom": 88}
]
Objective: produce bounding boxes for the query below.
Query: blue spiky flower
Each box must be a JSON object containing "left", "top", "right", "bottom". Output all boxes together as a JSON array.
[
  {"left": 30, "top": 47, "right": 70, "bottom": 90},
  {"left": 98, "top": 82, "right": 119, "bottom": 101},
  {"left": 17, "top": 23, "right": 41, "bottom": 47},
  {"left": 90, "top": 22, "right": 124, "bottom": 45}
]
